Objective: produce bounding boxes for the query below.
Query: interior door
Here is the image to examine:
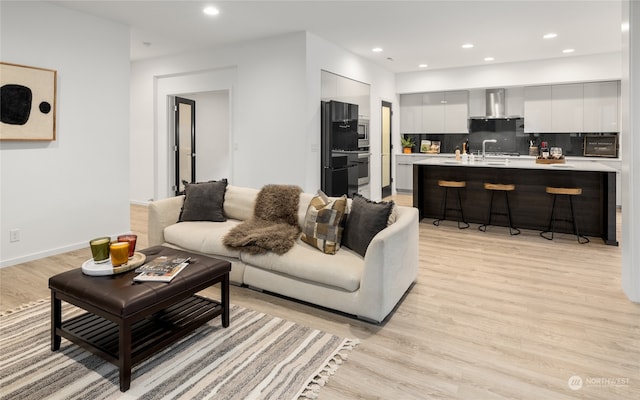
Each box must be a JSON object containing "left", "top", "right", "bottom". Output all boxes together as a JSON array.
[
  {"left": 174, "top": 97, "right": 196, "bottom": 195},
  {"left": 381, "top": 101, "right": 392, "bottom": 198}
]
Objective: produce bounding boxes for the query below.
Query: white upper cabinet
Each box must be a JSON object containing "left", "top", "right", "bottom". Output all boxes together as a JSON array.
[
  {"left": 354, "top": 81, "right": 370, "bottom": 119},
  {"left": 525, "top": 81, "right": 619, "bottom": 133},
  {"left": 399, "top": 91, "right": 469, "bottom": 133},
  {"left": 337, "top": 78, "right": 370, "bottom": 118},
  {"left": 320, "top": 70, "right": 337, "bottom": 101},
  {"left": 583, "top": 81, "right": 619, "bottom": 132},
  {"left": 321, "top": 71, "right": 370, "bottom": 119},
  {"left": 505, "top": 87, "right": 525, "bottom": 117},
  {"left": 551, "top": 83, "right": 584, "bottom": 133},
  {"left": 524, "top": 85, "right": 552, "bottom": 133},
  {"left": 443, "top": 91, "right": 469, "bottom": 133},
  {"left": 468, "top": 89, "right": 485, "bottom": 117},
  {"left": 400, "top": 94, "right": 424, "bottom": 133},
  {"left": 421, "top": 92, "right": 446, "bottom": 133}
]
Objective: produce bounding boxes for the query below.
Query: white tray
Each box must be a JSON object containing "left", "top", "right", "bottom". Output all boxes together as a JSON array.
[{"left": 81, "top": 252, "right": 146, "bottom": 276}]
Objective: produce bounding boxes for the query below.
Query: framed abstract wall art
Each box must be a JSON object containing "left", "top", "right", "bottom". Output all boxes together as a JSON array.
[{"left": 1, "top": 62, "right": 57, "bottom": 141}]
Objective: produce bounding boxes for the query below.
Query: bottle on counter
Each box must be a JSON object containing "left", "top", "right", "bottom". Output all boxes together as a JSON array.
[
  {"left": 455, "top": 146, "right": 461, "bottom": 161},
  {"left": 465, "top": 138, "right": 470, "bottom": 154},
  {"left": 540, "top": 141, "right": 549, "bottom": 159}
]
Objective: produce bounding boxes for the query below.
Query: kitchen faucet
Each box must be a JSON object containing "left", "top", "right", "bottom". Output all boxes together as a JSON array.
[{"left": 482, "top": 139, "right": 497, "bottom": 161}]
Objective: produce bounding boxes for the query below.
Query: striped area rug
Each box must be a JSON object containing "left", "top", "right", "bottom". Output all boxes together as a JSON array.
[{"left": 0, "top": 300, "right": 358, "bottom": 400}]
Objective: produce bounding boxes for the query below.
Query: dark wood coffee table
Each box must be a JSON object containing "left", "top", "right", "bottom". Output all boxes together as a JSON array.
[{"left": 49, "top": 246, "right": 230, "bottom": 392}]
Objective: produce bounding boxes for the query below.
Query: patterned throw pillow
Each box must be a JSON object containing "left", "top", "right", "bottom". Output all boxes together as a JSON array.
[{"left": 300, "top": 191, "right": 347, "bottom": 254}]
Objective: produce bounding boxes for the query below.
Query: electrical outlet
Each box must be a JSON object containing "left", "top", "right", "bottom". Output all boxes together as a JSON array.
[{"left": 9, "top": 229, "right": 20, "bottom": 242}]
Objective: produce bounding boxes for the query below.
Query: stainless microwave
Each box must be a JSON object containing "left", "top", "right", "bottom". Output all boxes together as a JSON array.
[{"left": 357, "top": 118, "right": 369, "bottom": 148}]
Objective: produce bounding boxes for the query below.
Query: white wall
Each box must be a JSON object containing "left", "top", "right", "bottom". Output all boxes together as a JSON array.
[
  {"left": 305, "top": 32, "right": 398, "bottom": 200},
  {"left": 130, "top": 31, "right": 397, "bottom": 202},
  {"left": 0, "top": 1, "right": 130, "bottom": 267},
  {"left": 177, "top": 91, "right": 230, "bottom": 183},
  {"left": 621, "top": 0, "right": 639, "bottom": 301},
  {"left": 130, "top": 65, "right": 237, "bottom": 202},
  {"left": 130, "top": 33, "right": 308, "bottom": 201},
  {"left": 396, "top": 52, "right": 622, "bottom": 93}
]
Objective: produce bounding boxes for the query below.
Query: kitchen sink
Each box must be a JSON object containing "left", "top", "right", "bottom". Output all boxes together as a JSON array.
[{"left": 481, "top": 159, "right": 509, "bottom": 166}]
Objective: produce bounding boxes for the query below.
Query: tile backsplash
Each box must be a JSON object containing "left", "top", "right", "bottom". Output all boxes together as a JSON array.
[{"left": 402, "top": 131, "right": 618, "bottom": 157}]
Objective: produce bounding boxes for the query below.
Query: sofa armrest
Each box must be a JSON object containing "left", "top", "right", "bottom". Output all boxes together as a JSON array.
[
  {"left": 359, "top": 205, "right": 419, "bottom": 321},
  {"left": 148, "top": 195, "right": 184, "bottom": 247}
]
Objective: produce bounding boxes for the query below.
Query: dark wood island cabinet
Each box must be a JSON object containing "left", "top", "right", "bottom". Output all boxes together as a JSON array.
[{"left": 413, "top": 158, "right": 618, "bottom": 245}]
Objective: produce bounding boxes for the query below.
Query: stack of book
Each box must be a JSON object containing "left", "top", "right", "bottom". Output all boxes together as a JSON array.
[{"left": 133, "top": 256, "right": 190, "bottom": 282}]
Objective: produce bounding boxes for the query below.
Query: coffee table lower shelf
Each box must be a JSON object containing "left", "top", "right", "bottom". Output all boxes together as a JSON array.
[{"left": 56, "top": 295, "right": 222, "bottom": 378}]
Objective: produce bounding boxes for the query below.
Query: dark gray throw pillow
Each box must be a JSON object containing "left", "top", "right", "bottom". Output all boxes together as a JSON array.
[
  {"left": 178, "top": 179, "right": 228, "bottom": 222},
  {"left": 342, "top": 194, "right": 394, "bottom": 257}
]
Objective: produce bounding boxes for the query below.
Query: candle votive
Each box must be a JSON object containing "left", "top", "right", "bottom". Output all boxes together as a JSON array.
[
  {"left": 110, "top": 242, "right": 129, "bottom": 267},
  {"left": 117, "top": 234, "right": 137, "bottom": 258},
  {"left": 89, "top": 237, "right": 111, "bottom": 264}
]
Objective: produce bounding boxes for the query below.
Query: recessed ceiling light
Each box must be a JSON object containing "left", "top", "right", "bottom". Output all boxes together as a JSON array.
[
  {"left": 562, "top": 48, "right": 575, "bottom": 54},
  {"left": 484, "top": 57, "right": 494, "bottom": 62},
  {"left": 418, "top": 64, "right": 428, "bottom": 68},
  {"left": 203, "top": 6, "right": 220, "bottom": 16},
  {"left": 462, "top": 43, "right": 474, "bottom": 49},
  {"left": 543, "top": 33, "right": 558, "bottom": 39},
  {"left": 372, "top": 47, "right": 383, "bottom": 52}
]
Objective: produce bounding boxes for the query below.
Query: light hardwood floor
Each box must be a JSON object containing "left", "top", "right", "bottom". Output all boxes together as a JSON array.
[{"left": 1, "top": 198, "right": 638, "bottom": 399}]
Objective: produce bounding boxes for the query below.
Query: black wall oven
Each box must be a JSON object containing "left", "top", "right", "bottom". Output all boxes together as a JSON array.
[
  {"left": 321, "top": 100, "right": 359, "bottom": 197},
  {"left": 354, "top": 151, "right": 370, "bottom": 185},
  {"left": 332, "top": 150, "right": 370, "bottom": 189}
]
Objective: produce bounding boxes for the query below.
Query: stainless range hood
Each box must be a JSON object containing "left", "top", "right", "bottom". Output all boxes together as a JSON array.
[
  {"left": 470, "top": 88, "right": 522, "bottom": 119},
  {"left": 485, "top": 88, "right": 505, "bottom": 118}
]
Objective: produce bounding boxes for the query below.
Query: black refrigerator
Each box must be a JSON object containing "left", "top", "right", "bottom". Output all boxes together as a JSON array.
[{"left": 321, "top": 101, "right": 359, "bottom": 197}]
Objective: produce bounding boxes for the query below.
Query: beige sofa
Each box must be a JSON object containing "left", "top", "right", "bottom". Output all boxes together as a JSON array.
[{"left": 148, "top": 185, "right": 419, "bottom": 323}]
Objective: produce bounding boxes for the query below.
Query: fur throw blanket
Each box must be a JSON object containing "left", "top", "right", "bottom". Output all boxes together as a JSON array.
[{"left": 223, "top": 184, "right": 302, "bottom": 255}]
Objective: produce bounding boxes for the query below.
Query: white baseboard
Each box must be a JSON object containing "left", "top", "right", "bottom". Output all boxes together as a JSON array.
[{"left": 0, "top": 241, "right": 88, "bottom": 269}]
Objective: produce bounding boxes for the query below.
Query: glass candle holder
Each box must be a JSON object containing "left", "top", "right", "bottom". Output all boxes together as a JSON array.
[
  {"left": 550, "top": 147, "right": 563, "bottom": 159},
  {"left": 89, "top": 237, "right": 111, "bottom": 264},
  {"left": 110, "top": 242, "right": 129, "bottom": 267},
  {"left": 117, "top": 234, "right": 137, "bottom": 258}
]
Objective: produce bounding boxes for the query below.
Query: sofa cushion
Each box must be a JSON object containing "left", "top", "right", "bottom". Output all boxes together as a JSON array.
[
  {"left": 342, "top": 194, "right": 394, "bottom": 257},
  {"left": 164, "top": 220, "right": 242, "bottom": 258},
  {"left": 297, "top": 192, "right": 315, "bottom": 227},
  {"left": 178, "top": 179, "right": 227, "bottom": 222},
  {"left": 300, "top": 192, "right": 347, "bottom": 254},
  {"left": 240, "top": 239, "right": 363, "bottom": 292},
  {"left": 223, "top": 185, "right": 259, "bottom": 221}
]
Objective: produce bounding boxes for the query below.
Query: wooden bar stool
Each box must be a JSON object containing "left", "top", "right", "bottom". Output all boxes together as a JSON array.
[
  {"left": 433, "top": 180, "right": 469, "bottom": 229},
  {"left": 478, "top": 183, "right": 520, "bottom": 235},
  {"left": 540, "top": 187, "right": 590, "bottom": 244}
]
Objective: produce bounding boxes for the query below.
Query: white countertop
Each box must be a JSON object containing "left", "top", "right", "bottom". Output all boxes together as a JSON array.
[{"left": 413, "top": 156, "right": 618, "bottom": 172}]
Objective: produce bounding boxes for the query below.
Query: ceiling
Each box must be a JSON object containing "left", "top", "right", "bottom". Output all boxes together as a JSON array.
[{"left": 51, "top": 0, "right": 623, "bottom": 73}]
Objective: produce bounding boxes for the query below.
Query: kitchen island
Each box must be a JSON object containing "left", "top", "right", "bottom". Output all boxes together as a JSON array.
[{"left": 413, "top": 157, "right": 618, "bottom": 245}]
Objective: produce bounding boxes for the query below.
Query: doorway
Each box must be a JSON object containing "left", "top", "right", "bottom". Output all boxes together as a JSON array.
[
  {"left": 381, "top": 101, "right": 392, "bottom": 198},
  {"left": 174, "top": 96, "right": 195, "bottom": 195}
]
